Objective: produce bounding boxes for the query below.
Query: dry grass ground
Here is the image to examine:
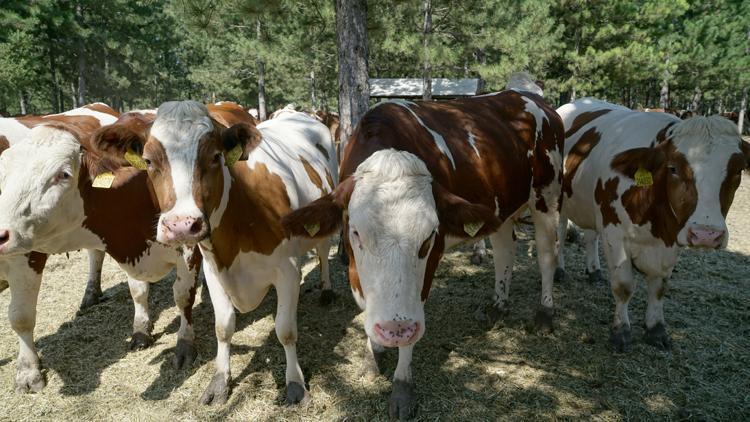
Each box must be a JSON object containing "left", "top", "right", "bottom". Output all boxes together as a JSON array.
[{"left": 1, "top": 182, "right": 749, "bottom": 421}]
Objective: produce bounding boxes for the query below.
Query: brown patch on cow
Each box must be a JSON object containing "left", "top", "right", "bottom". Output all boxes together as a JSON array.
[
  {"left": 324, "top": 169, "right": 334, "bottom": 191},
  {"left": 207, "top": 102, "right": 257, "bottom": 127},
  {"left": 141, "top": 138, "right": 177, "bottom": 212},
  {"left": 565, "top": 109, "right": 611, "bottom": 138},
  {"left": 184, "top": 284, "right": 197, "bottom": 325},
  {"left": 594, "top": 177, "right": 621, "bottom": 226},
  {"left": 719, "top": 152, "right": 745, "bottom": 217},
  {"left": 563, "top": 127, "right": 601, "bottom": 197},
  {"left": 535, "top": 196, "right": 548, "bottom": 213},
  {"left": 17, "top": 114, "right": 103, "bottom": 136},
  {"left": 209, "top": 162, "right": 291, "bottom": 270},
  {"left": 314, "top": 143, "right": 330, "bottom": 161},
  {"left": 0, "top": 135, "right": 9, "bottom": 155},
  {"left": 654, "top": 122, "right": 676, "bottom": 145},
  {"left": 343, "top": 224, "right": 363, "bottom": 299},
  {"left": 25, "top": 252, "right": 48, "bottom": 274},
  {"left": 300, "top": 156, "right": 324, "bottom": 192},
  {"left": 83, "top": 103, "right": 120, "bottom": 117},
  {"left": 617, "top": 141, "right": 697, "bottom": 246},
  {"left": 613, "top": 283, "right": 632, "bottom": 302},
  {"left": 85, "top": 113, "right": 152, "bottom": 179}
]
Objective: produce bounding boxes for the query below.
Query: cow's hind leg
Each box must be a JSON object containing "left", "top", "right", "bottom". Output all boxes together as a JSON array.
[
  {"left": 389, "top": 344, "right": 417, "bottom": 420},
  {"left": 275, "top": 259, "right": 309, "bottom": 405},
  {"left": 554, "top": 214, "right": 568, "bottom": 283},
  {"left": 172, "top": 256, "right": 199, "bottom": 369},
  {"left": 531, "top": 205, "right": 559, "bottom": 333},
  {"left": 79, "top": 249, "right": 105, "bottom": 310},
  {"left": 128, "top": 277, "right": 154, "bottom": 349},
  {"left": 315, "top": 238, "right": 335, "bottom": 305},
  {"left": 644, "top": 276, "right": 671, "bottom": 350},
  {"left": 470, "top": 239, "right": 487, "bottom": 264},
  {"left": 583, "top": 230, "right": 605, "bottom": 284},
  {"left": 482, "top": 220, "right": 516, "bottom": 323}
]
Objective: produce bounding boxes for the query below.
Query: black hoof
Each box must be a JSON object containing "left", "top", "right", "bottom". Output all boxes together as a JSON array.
[
  {"left": 554, "top": 267, "right": 566, "bottom": 283},
  {"left": 389, "top": 380, "right": 417, "bottom": 420},
  {"left": 319, "top": 289, "right": 336, "bottom": 306},
  {"left": 644, "top": 323, "right": 672, "bottom": 350},
  {"left": 610, "top": 325, "right": 632, "bottom": 353},
  {"left": 533, "top": 306, "right": 554, "bottom": 334},
  {"left": 473, "top": 303, "right": 507, "bottom": 326},
  {"left": 129, "top": 332, "right": 154, "bottom": 351},
  {"left": 200, "top": 373, "right": 229, "bottom": 405},
  {"left": 586, "top": 269, "right": 606, "bottom": 285},
  {"left": 286, "top": 381, "right": 310, "bottom": 405},
  {"left": 79, "top": 288, "right": 102, "bottom": 310},
  {"left": 172, "top": 339, "right": 198, "bottom": 369},
  {"left": 0, "top": 279, "right": 9, "bottom": 293}
]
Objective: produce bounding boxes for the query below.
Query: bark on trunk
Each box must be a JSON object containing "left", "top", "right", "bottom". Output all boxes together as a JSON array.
[
  {"left": 335, "top": 0, "right": 370, "bottom": 149},
  {"left": 75, "top": 3, "right": 86, "bottom": 106},
  {"left": 739, "top": 88, "right": 747, "bottom": 135},
  {"left": 49, "top": 50, "right": 60, "bottom": 113},
  {"left": 570, "top": 86, "right": 577, "bottom": 103},
  {"left": 691, "top": 86, "right": 702, "bottom": 113},
  {"left": 18, "top": 91, "right": 27, "bottom": 115},
  {"left": 660, "top": 57, "right": 670, "bottom": 109},
  {"left": 310, "top": 70, "right": 316, "bottom": 109},
  {"left": 256, "top": 18, "right": 267, "bottom": 121},
  {"left": 422, "top": 0, "right": 432, "bottom": 101}
]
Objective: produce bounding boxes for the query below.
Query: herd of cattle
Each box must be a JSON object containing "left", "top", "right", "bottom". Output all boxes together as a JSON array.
[{"left": 0, "top": 74, "right": 746, "bottom": 419}]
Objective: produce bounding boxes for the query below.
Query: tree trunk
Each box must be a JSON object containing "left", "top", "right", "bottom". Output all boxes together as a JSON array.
[
  {"left": 422, "top": 0, "right": 432, "bottom": 101},
  {"left": 70, "top": 81, "right": 77, "bottom": 108},
  {"left": 256, "top": 18, "right": 267, "bottom": 121},
  {"left": 18, "top": 91, "right": 27, "bottom": 115},
  {"left": 691, "top": 86, "right": 702, "bottom": 113},
  {"left": 75, "top": 3, "right": 86, "bottom": 106},
  {"left": 660, "top": 57, "right": 670, "bottom": 109},
  {"left": 570, "top": 86, "right": 577, "bottom": 103},
  {"left": 49, "top": 50, "right": 60, "bottom": 113},
  {"left": 310, "top": 70, "right": 316, "bottom": 109},
  {"left": 335, "top": 0, "right": 370, "bottom": 149},
  {"left": 739, "top": 88, "right": 747, "bottom": 135}
]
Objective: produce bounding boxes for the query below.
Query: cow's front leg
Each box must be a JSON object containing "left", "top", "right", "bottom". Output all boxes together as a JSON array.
[
  {"left": 601, "top": 232, "right": 635, "bottom": 352},
  {"left": 128, "top": 277, "right": 154, "bottom": 349},
  {"left": 200, "top": 268, "right": 235, "bottom": 405},
  {"left": 485, "top": 220, "right": 516, "bottom": 322},
  {"left": 172, "top": 254, "right": 199, "bottom": 369},
  {"left": 275, "top": 260, "right": 309, "bottom": 405},
  {"left": 644, "top": 275, "right": 671, "bottom": 350},
  {"left": 361, "top": 336, "right": 385, "bottom": 379},
  {"left": 389, "top": 344, "right": 417, "bottom": 420},
  {"left": 315, "top": 239, "right": 335, "bottom": 305},
  {"left": 583, "top": 230, "right": 605, "bottom": 284},
  {"left": 9, "top": 253, "right": 47, "bottom": 392},
  {"left": 531, "top": 206, "right": 559, "bottom": 333},
  {"left": 79, "top": 249, "right": 105, "bottom": 310}
]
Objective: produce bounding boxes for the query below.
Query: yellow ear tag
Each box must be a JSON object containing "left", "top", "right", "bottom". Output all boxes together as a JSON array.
[
  {"left": 92, "top": 172, "right": 115, "bottom": 189},
  {"left": 634, "top": 166, "right": 653, "bottom": 187},
  {"left": 464, "top": 221, "right": 484, "bottom": 237},
  {"left": 124, "top": 149, "right": 147, "bottom": 170},
  {"left": 224, "top": 144, "right": 243, "bottom": 167},
  {"left": 304, "top": 222, "right": 320, "bottom": 237}
]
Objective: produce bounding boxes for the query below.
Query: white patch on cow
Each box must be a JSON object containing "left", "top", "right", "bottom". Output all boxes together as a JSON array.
[
  {"left": 521, "top": 96, "right": 548, "bottom": 141},
  {"left": 0, "top": 118, "right": 32, "bottom": 144},
  {"left": 347, "top": 149, "right": 436, "bottom": 347},
  {"left": 472, "top": 91, "right": 502, "bottom": 98},
  {"left": 390, "top": 101, "right": 456, "bottom": 169},
  {"left": 51, "top": 105, "right": 117, "bottom": 126},
  {"left": 467, "top": 132, "right": 480, "bottom": 157},
  {"left": 209, "top": 164, "right": 233, "bottom": 231}
]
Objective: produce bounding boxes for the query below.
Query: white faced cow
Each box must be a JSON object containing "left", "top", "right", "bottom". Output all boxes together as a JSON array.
[
  {"left": 283, "top": 86, "right": 563, "bottom": 419},
  {"left": 556, "top": 98, "right": 750, "bottom": 351},
  {"left": 88, "top": 101, "right": 337, "bottom": 405}
]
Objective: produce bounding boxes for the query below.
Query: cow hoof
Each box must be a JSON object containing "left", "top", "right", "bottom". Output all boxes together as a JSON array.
[
  {"left": 533, "top": 306, "right": 554, "bottom": 334},
  {"left": 200, "top": 373, "right": 229, "bottom": 405},
  {"left": 474, "top": 304, "right": 507, "bottom": 326},
  {"left": 0, "top": 279, "right": 9, "bottom": 293},
  {"left": 79, "top": 288, "right": 102, "bottom": 310},
  {"left": 173, "top": 339, "right": 198, "bottom": 369},
  {"left": 389, "top": 380, "right": 417, "bottom": 420},
  {"left": 610, "top": 325, "right": 632, "bottom": 353},
  {"left": 319, "top": 289, "right": 336, "bottom": 306},
  {"left": 129, "top": 332, "right": 154, "bottom": 350},
  {"left": 286, "top": 381, "right": 310, "bottom": 405},
  {"left": 15, "top": 367, "right": 45, "bottom": 393},
  {"left": 554, "top": 267, "right": 566, "bottom": 283},
  {"left": 644, "top": 323, "right": 672, "bottom": 350},
  {"left": 587, "top": 269, "right": 606, "bottom": 285}
]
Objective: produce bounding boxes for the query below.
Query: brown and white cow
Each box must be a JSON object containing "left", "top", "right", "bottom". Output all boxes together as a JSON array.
[
  {"left": 283, "top": 87, "right": 563, "bottom": 419},
  {"left": 556, "top": 98, "right": 750, "bottom": 352},
  {"left": 88, "top": 101, "right": 337, "bottom": 405},
  {"left": 0, "top": 103, "right": 120, "bottom": 309}
]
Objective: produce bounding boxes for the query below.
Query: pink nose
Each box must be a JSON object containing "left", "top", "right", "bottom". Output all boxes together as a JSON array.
[
  {"left": 161, "top": 216, "right": 208, "bottom": 243},
  {"left": 373, "top": 320, "right": 420, "bottom": 347},
  {"left": 688, "top": 225, "right": 725, "bottom": 248}
]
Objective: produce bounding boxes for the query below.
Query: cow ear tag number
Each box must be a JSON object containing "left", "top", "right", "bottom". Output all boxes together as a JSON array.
[
  {"left": 634, "top": 166, "right": 653, "bottom": 187},
  {"left": 304, "top": 222, "right": 320, "bottom": 237},
  {"left": 92, "top": 172, "right": 115, "bottom": 189},
  {"left": 464, "top": 221, "right": 484, "bottom": 237},
  {"left": 124, "top": 149, "right": 147, "bottom": 170},
  {"left": 224, "top": 144, "right": 243, "bottom": 167}
]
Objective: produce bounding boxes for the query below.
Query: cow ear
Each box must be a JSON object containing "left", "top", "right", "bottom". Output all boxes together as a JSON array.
[
  {"left": 282, "top": 176, "right": 355, "bottom": 238},
  {"left": 85, "top": 125, "right": 148, "bottom": 178},
  {"left": 610, "top": 146, "right": 666, "bottom": 180},
  {"left": 222, "top": 123, "right": 263, "bottom": 165},
  {"left": 0, "top": 136, "right": 9, "bottom": 156},
  {"left": 433, "top": 183, "right": 502, "bottom": 238}
]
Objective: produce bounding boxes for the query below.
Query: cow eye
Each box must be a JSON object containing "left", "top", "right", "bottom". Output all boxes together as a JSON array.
[
  {"left": 143, "top": 157, "right": 152, "bottom": 166},
  {"left": 668, "top": 165, "right": 677, "bottom": 175},
  {"left": 53, "top": 171, "right": 71, "bottom": 185},
  {"left": 213, "top": 152, "right": 222, "bottom": 164}
]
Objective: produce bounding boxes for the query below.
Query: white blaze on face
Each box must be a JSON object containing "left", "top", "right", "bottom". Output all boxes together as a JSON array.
[
  {"left": 347, "top": 149, "right": 438, "bottom": 347},
  {"left": 151, "top": 101, "right": 213, "bottom": 244},
  {"left": 0, "top": 126, "right": 83, "bottom": 254}
]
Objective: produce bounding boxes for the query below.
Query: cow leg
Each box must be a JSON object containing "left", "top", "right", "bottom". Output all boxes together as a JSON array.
[
  {"left": 531, "top": 206, "right": 558, "bottom": 334},
  {"left": 128, "top": 277, "right": 154, "bottom": 350},
  {"left": 200, "top": 269, "right": 235, "bottom": 405},
  {"left": 172, "top": 257, "right": 198, "bottom": 369},
  {"left": 554, "top": 214, "right": 568, "bottom": 283},
  {"left": 583, "top": 230, "right": 605, "bottom": 284},
  {"left": 644, "top": 276, "right": 671, "bottom": 350},
  {"left": 8, "top": 258, "right": 46, "bottom": 393},
  {"left": 274, "top": 260, "right": 309, "bottom": 405},
  {"left": 361, "top": 336, "right": 385, "bottom": 379},
  {"left": 315, "top": 239, "right": 335, "bottom": 306},
  {"left": 470, "top": 239, "right": 487, "bottom": 264},
  {"left": 389, "top": 344, "right": 417, "bottom": 420},
  {"left": 601, "top": 232, "right": 635, "bottom": 352},
  {"left": 79, "top": 249, "right": 105, "bottom": 310},
  {"left": 487, "top": 220, "right": 516, "bottom": 319}
]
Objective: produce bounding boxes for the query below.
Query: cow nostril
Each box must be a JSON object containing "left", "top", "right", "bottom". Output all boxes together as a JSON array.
[
  {"left": 189, "top": 219, "right": 203, "bottom": 234},
  {"left": 0, "top": 230, "right": 9, "bottom": 244}
]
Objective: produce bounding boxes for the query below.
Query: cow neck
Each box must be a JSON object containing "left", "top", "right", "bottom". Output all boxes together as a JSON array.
[{"left": 77, "top": 160, "right": 160, "bottom": 265}]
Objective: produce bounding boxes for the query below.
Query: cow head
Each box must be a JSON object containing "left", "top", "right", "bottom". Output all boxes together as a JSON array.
[
  {"left": 283, "top": 149, "right": 500, "bottom": 348},
  {"left": 89, "top": 101, "right": 262, "bottom": 246},
  {"left": 612, "top": 116, "right": 748, "bottom": 249},
  {"left": 0, "top": 125, "right": 85, "bottom": 255}
]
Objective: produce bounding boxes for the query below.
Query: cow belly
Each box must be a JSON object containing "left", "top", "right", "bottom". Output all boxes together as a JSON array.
[
  {"left": 216, "top": 252, "right": 283, "bottom": 313},
  {"left": 116, "top": 242, "right": 180, "bottom": 282}
]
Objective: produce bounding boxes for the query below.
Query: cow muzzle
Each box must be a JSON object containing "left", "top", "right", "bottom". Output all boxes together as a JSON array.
[
  {"left": 160, "top": 215, "right": 209, "bottom": 245},
  {"left": 687, "top": 224, "right": 725, "bottom": 249},
  {"left": 373, "top": 320, "right": 421, "bottom": 348}
]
